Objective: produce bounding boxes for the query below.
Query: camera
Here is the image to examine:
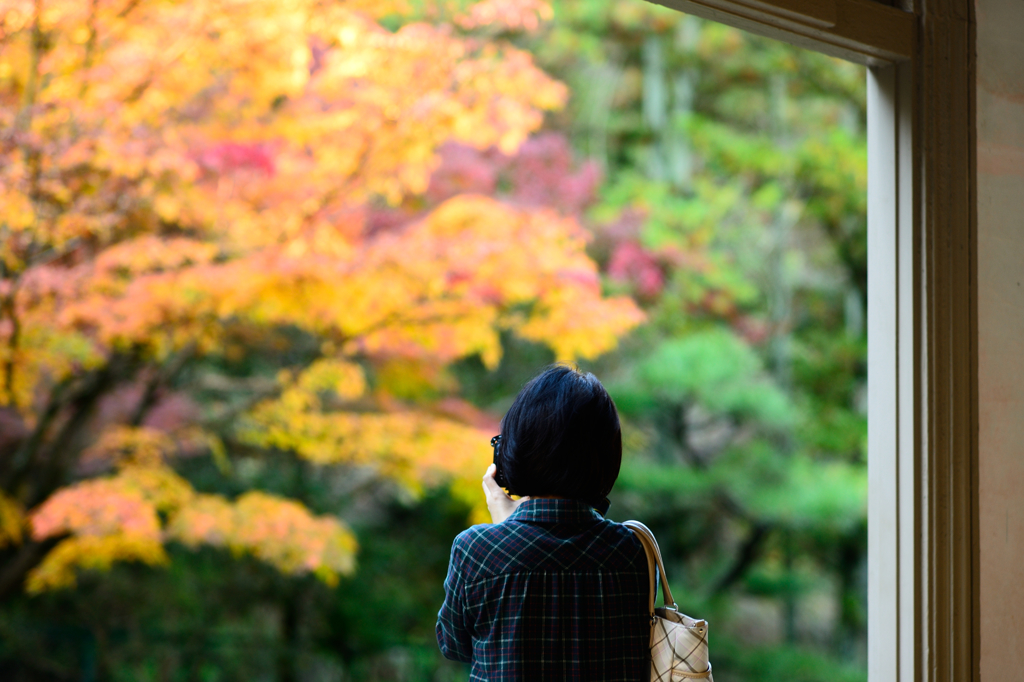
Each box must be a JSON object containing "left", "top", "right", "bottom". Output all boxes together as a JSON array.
[{"left": 490, "top": 435, "right": 511, "bottom": 491}]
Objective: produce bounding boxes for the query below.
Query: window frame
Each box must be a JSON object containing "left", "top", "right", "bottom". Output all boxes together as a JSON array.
[{"left": 642, "top": 2, "right": 977, "bottom": 681}]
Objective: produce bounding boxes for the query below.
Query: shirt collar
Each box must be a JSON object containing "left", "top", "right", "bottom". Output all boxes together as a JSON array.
[{"left": 507, "top": 497, "right": 610, "bottom": 525}]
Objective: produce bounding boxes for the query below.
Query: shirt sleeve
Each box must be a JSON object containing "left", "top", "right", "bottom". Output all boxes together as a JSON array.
[{"left": 436, "top": 534, "right": 474, "bottom": 663}]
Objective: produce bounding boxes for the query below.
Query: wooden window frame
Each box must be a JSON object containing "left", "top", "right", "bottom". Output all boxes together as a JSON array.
[{"left": 643, "top": 2, "right": 977, "bottom": 681}]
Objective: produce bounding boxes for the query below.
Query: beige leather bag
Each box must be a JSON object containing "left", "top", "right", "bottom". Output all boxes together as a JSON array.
[{"left": 624, "top": 521, "right": 714, "bottom": 681}]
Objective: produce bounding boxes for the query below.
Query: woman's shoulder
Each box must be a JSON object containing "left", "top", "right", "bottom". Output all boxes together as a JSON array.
[
  {"left": 446, "top": 522, "right": 521, "bottom": 582},
  {"left": 600, "top": 518, "right": 649, "bottom": 566},
  {"left": 450, "top": 521, "right": 517, "bottom": 561},
  {"left": 452, "top": 516, "right": 647, "bottom": 580},
  {"left": 453, "top": 522, "right": 505, "bottom": 548}
]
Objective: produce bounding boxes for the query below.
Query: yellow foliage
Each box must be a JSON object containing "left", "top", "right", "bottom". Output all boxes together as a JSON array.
[
  {"left": 28, "top": 466, "right": 358, "bottom": 591},
  {"left": 167, "top": 491, "right": 357, "bottom": 586},
  {"left": 81, "top": 426, "right": 177, "bottom": 468},
  {"left": 242, "top": 405, "right": 488, "bottom": 479},
  {"left": 59, "top": 195, "right": 642, "bottom": 366},
  {"left": 0, "top": 324, "right": 103, "bottom": 410},
  {"left": 294, "top": 359, "right": 367, "bottom": 401},
  {"left": 241, "top": 392, "right": 495, "bottom": 519},
  {"left": 231, "top": 492, "right": 356, "bottom": 583},
  {"left": 166, "top": 493, "right": 237, "bottom": 549},
  {"left": 26, "top": 534, "right": 170, "bottom": 594},
  {"left": 26, "top": 476, "right": 168, "bottom": 592},
  {"left": 30, "top": 427, "right": 358, "bottom": 590},
  {"left": 374, "top": 358, "right": 458, "bottom": 399},
  {"left": 0, "top": 492, "right": 25, "bottom": 549},
  {"left": 118, "top": 465, "right": 196, "bottom": 514}
]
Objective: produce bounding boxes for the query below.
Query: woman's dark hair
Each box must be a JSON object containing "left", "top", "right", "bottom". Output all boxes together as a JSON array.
[{"left": 498, "top": 364, "right": 622, "bottom": 503}]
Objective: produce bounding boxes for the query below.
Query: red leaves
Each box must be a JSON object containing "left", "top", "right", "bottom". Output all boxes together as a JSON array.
[
  {"left": 427, "top": 135, "right": 602, "bottom": 214},
  {"left": 194, "top": 142, "right": 277, "bottom": 177},
  {"left": 608, "top": 241, "right": 666, "bottom": 299},
  {"left": 506, "top": 134, "right": 602, "bottom": 214}
]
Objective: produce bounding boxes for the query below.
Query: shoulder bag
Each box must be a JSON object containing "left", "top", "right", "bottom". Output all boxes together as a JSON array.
[{"left": 624, "top": 520, "right": 714, "bottom": 681}]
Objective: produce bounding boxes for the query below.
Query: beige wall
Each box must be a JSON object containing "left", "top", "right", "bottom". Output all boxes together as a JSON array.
[{"left": 976, "top": 0, "right": 1024, "bottom": 678}]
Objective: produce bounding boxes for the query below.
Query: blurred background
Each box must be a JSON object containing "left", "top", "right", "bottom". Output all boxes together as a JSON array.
[{"left": 0, "top": 0, "right": 867, "bottom": 680}]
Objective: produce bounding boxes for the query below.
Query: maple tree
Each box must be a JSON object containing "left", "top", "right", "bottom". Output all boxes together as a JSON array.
[{"left": 0, "top": 0, "right": 641, "bottom": 598}]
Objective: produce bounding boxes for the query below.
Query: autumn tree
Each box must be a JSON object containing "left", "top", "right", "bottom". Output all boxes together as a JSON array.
[{"left": 0, "top": 0, "right": 641, "bottom": 603}]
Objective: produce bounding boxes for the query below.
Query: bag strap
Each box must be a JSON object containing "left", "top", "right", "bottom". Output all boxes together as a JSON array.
[{"left": 623, "top": 520, "right": 675, "bottom": 616}]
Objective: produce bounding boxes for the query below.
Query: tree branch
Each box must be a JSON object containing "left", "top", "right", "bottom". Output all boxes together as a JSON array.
[
  {"left": 129, "top": 344, "right": 196, "bottom": 427},
  {"left": 0, "top": 537, "right": 61, "bottom": 602},
  {"left": 1, "top": 284, "right": 20, "bottom": 399},
  {"left": 28, "top": 358, "right": 132, "bottom": 508},
  {"left": 711, "top": 522, "right": 770, "bottom": 595},
  {"left": 4, "top": 374, "right": 76, "bottom": 491}
]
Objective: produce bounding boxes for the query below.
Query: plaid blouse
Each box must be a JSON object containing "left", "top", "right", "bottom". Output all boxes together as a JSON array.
[{"left": 436, "top": 498, "right": 650, "bottom": 681}]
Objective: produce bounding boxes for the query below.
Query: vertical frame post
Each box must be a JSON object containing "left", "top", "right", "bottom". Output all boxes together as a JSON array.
[{"left": 867, "top": 63, "right": 899, "bottom": 682}]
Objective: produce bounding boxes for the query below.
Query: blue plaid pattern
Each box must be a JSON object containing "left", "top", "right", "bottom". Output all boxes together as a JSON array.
[{"left": 436, "top": 498, "right": 650, "bottom": 681}]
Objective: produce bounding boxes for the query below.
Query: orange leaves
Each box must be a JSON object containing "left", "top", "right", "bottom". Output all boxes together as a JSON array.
[
  {"left": 457, "top": 0, "right": 554, "bottom": 33},
  {"left": 0, "top": 0, "right": 587, "bottom": 371},
  {"left": 338, "top": 193, "right": 642, "bottom": 363},
  {"left": 381, "top": 195, "right": 644, "bottom": 362},
  {"left": 0, "top": 0, "right": 565, "bottom": 268},
  {"left": 57, "top": 194, "right": 642, "bottom": 366},
  {"left": 31, "top": 478, "right": 163, "bottom": 543},
  {"left": 92, "top": 237, "right": 220, "bottom": 285},
  {"left": 27, "top": 448, "right": 358, "bottom": 592},
  {"left": 0, "top": 0, "right": 595, "bottom": 368},
  {"left": 517, "top": 286, "right": 648, "bottom": 362},
  {"left": 170, "top": 491, "right": 356, "bottom": 586},
  {"left": 28, "top": 477, "right": 168, "bottom": 592},
  {"left": 286, "top": 10, "right": 566, "bottom": 201},
  {"left": 165, "top": 494, "right": 236, "bottom": 549},
  {"left": 199, "top": 492, "right": 355, "bottom": 584}
]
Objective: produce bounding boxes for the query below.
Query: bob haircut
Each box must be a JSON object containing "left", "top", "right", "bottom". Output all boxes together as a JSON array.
[{"left": 498, "top": 365, "right": 622, "bottom": 503}]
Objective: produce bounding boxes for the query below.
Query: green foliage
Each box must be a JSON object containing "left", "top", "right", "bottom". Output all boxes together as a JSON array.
[
  {"left": 718, "top": 446, "right": 866, "bottom": 531},
  {"left": 626, "top": 330, "right": 793, "bottom": 427},
  {"left": 716, "top": 640, "right": 867, "bottom": 682}
]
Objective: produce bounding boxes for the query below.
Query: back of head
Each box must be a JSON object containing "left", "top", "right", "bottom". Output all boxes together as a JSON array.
[{"left": 499, "top": 365, "right": 622, "bottom": 504}]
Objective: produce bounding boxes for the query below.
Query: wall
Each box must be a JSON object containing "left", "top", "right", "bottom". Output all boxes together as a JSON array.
[{"left": 976, "top": 0, "right": 1024, "bottom": 678}]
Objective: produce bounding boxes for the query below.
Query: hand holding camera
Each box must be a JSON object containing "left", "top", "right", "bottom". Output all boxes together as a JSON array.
[
  {"left": 483, "top": 434, "right": 529, "bottom": 524},
  {"left": 482, "top": 464, "right": 530, "bottom": 524}
]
